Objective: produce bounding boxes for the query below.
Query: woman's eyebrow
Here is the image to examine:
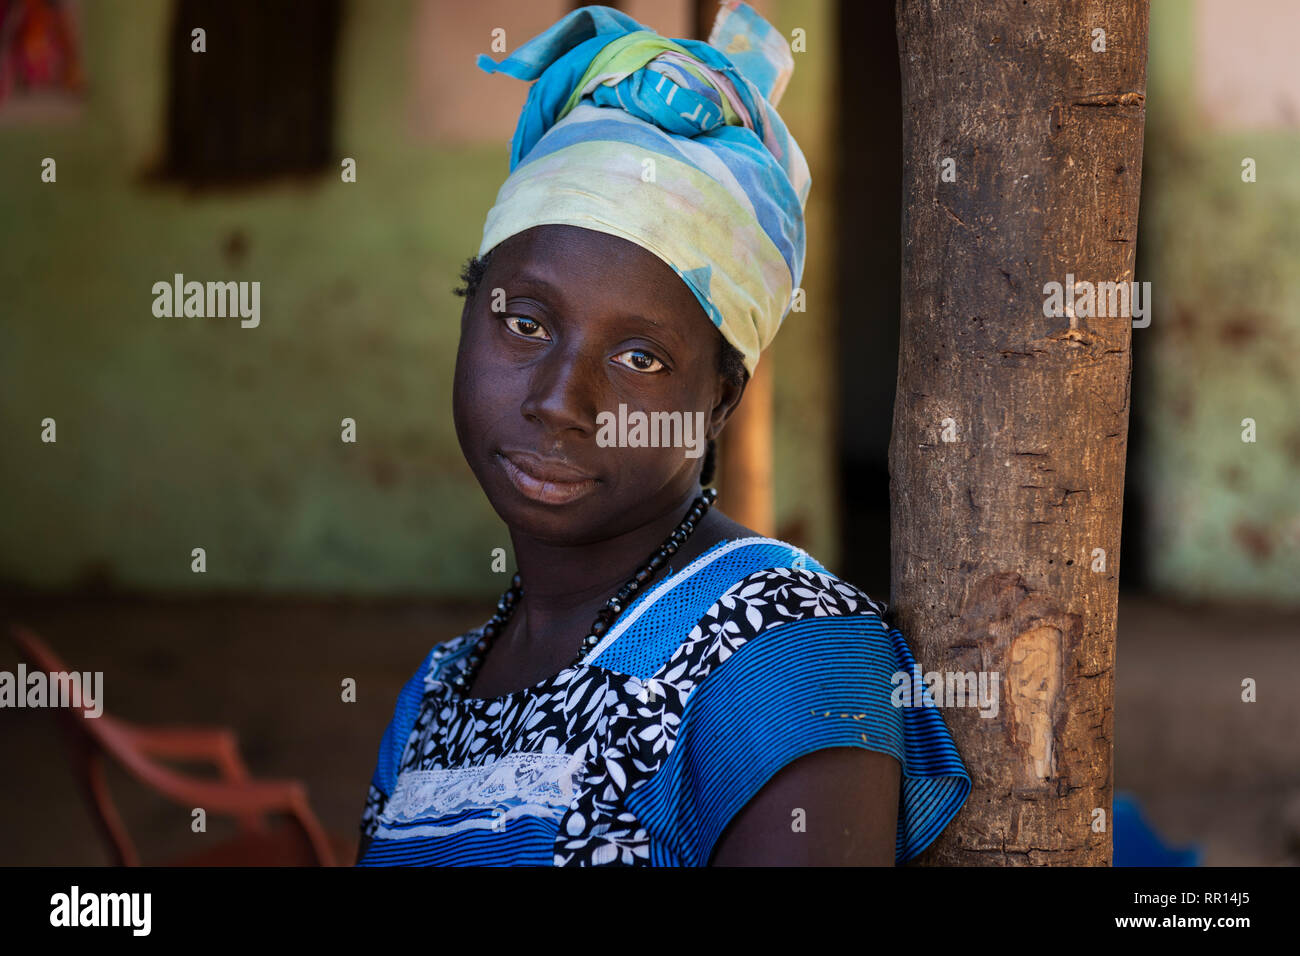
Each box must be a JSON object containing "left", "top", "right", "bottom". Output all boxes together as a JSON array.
[
  {"left": 503, "top": 272, "right": 563, "bottom": 299},
  {"left": 619, "top": 312, "right": 676, "bottom": 336},
  {"left": 610, "top": 310, "right": 688, "bottom": 351}
]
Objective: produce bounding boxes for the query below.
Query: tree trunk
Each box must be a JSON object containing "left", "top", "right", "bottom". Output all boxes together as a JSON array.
[{"left": 891, "top": 0, "right": 1148, "bottom": 865}]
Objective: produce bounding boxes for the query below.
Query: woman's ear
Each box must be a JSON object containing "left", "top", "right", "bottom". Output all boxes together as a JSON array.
[{"left": 707, "top": 371, "right": 747, "bottom": 441}]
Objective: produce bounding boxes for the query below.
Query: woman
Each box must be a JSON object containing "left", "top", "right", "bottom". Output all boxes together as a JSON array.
[{"left": 357, "top": 1, "right": 969, "bottom": 866}]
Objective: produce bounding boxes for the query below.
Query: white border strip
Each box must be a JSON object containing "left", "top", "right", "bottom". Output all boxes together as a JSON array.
[{"left": 580, "top": 535, "right": 809, "bottom": 664}]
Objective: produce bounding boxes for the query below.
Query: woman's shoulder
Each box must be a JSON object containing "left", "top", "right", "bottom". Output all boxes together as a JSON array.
[
  {"left": 677, "top": 556, "right": 892, "bottom": 678},
  {"left": 711, "top": 560, "right": 889, "bottom": 624},
  {"left": 689, "top": 510, "right": 887, "bottom": 613},
  {"left": 696, "top": 532, "right": 890, "bottom": 631},
  {"left": 592, "top": 532, "right": 892, "bottom": 688},
  {"left": 620, "top": 540, "right": 972, "bottom": 868}
]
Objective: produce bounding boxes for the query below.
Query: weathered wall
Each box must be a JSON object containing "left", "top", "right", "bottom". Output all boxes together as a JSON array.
[
  {"left": 1138, "top": 0, "right": 1300, "bottom": 605},
  {"left": 0, "top": 0, "right": 838, "bottom": 597}
]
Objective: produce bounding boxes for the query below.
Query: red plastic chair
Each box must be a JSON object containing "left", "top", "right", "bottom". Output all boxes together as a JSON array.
[{"left": 10, "top": 624, "right": 347, "bottom": 866}]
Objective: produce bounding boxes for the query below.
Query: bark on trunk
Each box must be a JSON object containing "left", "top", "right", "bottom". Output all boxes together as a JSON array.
[{"left": 891, "top": 0, "right": 1148, "bottom": 865}]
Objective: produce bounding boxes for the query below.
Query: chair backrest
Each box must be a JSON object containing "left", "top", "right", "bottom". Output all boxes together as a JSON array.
[
  {"left": 9, "top": 624, "right": 140, "bottom": 865},
  {"left": 9, "top": 623, "right": 125, "bottom": 744}
]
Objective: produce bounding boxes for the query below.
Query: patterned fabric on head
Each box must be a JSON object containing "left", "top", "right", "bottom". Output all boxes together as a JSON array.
[{"left": 475, "top": 1, "right": 810, "bottom": 375}]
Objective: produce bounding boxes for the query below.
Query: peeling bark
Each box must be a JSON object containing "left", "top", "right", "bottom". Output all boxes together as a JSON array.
[{"left": 891, "top": 1, "right": 1148, "bottom": 865}]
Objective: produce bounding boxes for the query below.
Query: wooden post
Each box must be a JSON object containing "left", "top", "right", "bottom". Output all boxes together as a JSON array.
[{"left": 891, "top": 1, "right": 1148, "bottom": 864}]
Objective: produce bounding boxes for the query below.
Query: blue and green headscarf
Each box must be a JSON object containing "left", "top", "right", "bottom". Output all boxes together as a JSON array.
[{"left": 476, "top": 1, "right": 810, "bottom": 375}]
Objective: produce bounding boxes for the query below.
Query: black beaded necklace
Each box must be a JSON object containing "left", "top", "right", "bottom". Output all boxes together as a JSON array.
[{"left": 451, "top": 487, "right": 718, "bottom": 696}]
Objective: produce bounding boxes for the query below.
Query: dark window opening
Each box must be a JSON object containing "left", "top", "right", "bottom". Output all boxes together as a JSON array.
[{"left": 160, "top": 0, "right": 342, "bottom": 186}]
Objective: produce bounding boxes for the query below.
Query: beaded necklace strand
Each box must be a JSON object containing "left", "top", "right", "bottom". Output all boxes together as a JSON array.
[{"left": 451, "top": 487, "right": 718, "bottom": 694}]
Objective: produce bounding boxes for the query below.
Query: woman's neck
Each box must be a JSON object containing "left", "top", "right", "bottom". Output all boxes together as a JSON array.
[{"left": 504, "top": 484, "right": 730, "bottom": 648}]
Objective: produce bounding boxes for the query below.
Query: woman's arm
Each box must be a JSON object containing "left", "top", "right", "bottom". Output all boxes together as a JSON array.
[
  {"left": 708, "top": 747, "right": 901, "bottom": 866},
  {"left": 355, "top": 834, "right": 372, "bottom": 865}
]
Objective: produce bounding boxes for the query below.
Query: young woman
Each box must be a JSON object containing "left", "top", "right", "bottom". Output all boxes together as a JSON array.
[{"left": 357, "top": 2, "right": 969, "bottom": 866}]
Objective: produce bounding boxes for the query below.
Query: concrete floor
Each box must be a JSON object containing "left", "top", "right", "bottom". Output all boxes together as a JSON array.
[{"left": 1, "top": 593, "right": 1297, "bottom": 866}]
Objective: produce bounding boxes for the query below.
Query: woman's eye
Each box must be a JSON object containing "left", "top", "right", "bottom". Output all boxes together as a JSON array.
[
  {"left": 613, "top": 349, "right": 666, "bottom": 373},
  {"left": 503, "top": 315, "right": 550, "bottom": 340}
]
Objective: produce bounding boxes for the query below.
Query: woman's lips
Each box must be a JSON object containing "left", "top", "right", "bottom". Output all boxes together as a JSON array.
[{"left": 496, "top": 451, "right": 599, "bottom": 506}]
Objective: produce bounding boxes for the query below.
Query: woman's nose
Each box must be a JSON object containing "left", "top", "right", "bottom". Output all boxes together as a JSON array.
[{"left": 518, "top": 347, "right": 599, "bottom": 437}]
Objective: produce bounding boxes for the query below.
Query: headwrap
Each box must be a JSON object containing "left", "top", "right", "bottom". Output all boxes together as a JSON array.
[{"left": 475, "top": 2, "right": 810, "bottom": 375}]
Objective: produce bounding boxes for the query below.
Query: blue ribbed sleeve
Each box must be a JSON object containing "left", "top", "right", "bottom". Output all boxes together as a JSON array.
[{"left": 624, "top": 614, "right": 971, "bottom": 865}]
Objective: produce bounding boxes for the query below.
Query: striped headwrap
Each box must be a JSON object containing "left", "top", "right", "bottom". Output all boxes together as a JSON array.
[{"left": 475, "top": 1, "right": 810, "bottom": 375}]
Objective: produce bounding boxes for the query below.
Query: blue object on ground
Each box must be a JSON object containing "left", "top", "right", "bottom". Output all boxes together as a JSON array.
[{"left": 1114, "top": 790, "right": 1202, "bottom": 866}]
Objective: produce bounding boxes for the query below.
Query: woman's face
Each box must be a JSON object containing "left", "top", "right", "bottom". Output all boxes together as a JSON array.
[{"left": 453, "top": 224, "right": 740, "bottom": 545}]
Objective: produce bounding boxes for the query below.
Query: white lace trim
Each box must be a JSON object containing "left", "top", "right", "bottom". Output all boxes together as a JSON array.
[
  {"left": 374, "top": 751, "right": 585, "bottom": 839},
  {"left": 374, "top": 803, "right": 568, "bottom": 840}
]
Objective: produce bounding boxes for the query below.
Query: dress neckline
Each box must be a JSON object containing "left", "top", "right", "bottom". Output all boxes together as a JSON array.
[{"left": 439, "top": 535, "right": 799, "bottom": 706}]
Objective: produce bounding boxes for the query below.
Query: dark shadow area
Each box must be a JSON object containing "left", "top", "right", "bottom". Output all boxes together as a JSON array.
[
  {"left": 834, "top": 0, "right": 901, "bottom": 599},
  {"left": 1119, "top": 140, "right": 1155, "bottom": 593}
]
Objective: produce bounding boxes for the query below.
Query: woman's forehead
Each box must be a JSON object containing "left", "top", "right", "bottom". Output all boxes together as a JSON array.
[{"left": 490, "top": 225, "right": 702, "bottom": 313}]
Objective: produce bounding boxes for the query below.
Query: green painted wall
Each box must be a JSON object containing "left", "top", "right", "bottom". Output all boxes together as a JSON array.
[
  {"left": 0, "top": 0, "right": 839, "bottom": 597},
  {"left": 1137, "top": 0, "right": 1300, "bottom": 605}
]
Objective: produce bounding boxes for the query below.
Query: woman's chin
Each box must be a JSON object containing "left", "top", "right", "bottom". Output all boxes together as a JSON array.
[{"left": 480, "top": 477, "right": 609, "bottom": 543}]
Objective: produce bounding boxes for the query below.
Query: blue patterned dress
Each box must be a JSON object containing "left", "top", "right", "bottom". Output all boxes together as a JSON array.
[{"left": 358, "top": 536, "right": 970, "bottom": 865}]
